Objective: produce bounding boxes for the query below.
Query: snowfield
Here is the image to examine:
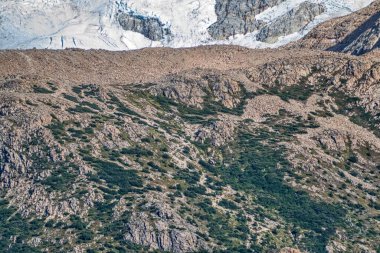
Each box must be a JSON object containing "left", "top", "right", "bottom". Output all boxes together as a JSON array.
[{"left": 0, "top": 0, "right": 375, "bottom": 50}]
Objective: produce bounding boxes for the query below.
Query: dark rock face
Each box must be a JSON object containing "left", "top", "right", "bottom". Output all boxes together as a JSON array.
[
  {"left": 256, "top": 1, "right": 326, "bottom": 43},
  {"left": 118, "top": 12, "right": 171, "bottom": 41},
  {"left": 208, "top": 0, "right": 286, "bottom": 39},
  {"left": 329, "top": 12, "right": 380, "bottom": 55}
]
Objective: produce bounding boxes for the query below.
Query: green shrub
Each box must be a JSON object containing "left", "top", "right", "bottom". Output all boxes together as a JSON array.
[
  {"left": 205, "top": 122, "right": 346, "bottom": 252},
  {"left": 219, "top": 199, "right": 238, "bottom": 210},
  {"left": 33, "top": 85, "right": 54, "bottom": 94},
  {"left": 81, "top": 101, "right": 101, "bottom": 111},
  {"left": 174, "top": 169, "right": 200, "bottom": 184},
  {"left": 41, "top": 167, "right": 77, "bottom": 192},
  {"left": 147, "top": 161, "right": 166, "bottom": 173},
  {"left": 0, "top": 200, "right": 44, "bottom": 252},
  {"left": 184, "top": 185, "right": 207, "bottom": 198},
  {"left": 259, "top": 83, "right": 314, "bottom": 102},
  {"left": 141, "top": 137, "right": 152, "bottom": 143},
  {"left": 109, "top": 95, "right": 139, "bottom": 116},
  {"left": 46, "top": 118, "right": 67, "bottom": 140},
  {"left": 84, "top": 157, "right": 143, "bottom": 194},
  {"left": 348, "top": 155, "right": 358, "bottom": 163},
  {"left": 69, "top": 215, "right": 86, "bottom": 230},
  {"left": 121, "top": 147, "right": 153, "bottom": 157},
  {"left": 332, "top": 90, "right": 380, "bottom": 137},
  {"left": 183, "top": 146, "right": 190, "bottom": 155},
  {"left": 197, "top": 199, "right": 216, "bottom": 214},
  {"left": 63, "top": 93, "right": 79, "bottom": 103},
  {"left": 162, "top": 153, "right": 170, "bottom": 159},
  {"left": 77, "top": 230, "right": 94, "bottom": 243}
]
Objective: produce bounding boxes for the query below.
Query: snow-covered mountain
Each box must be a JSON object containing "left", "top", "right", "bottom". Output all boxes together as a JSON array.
[{"left": 0, "top": 0, "right": 375, "bottom": 50}]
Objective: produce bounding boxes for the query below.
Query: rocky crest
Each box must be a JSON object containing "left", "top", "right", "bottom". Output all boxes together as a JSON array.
[
  {"left": 331, "top": 12, "right": 380, "bottom": 55},
  {"left": 290, "top": 0, "right": 380, "bottom": 55}
]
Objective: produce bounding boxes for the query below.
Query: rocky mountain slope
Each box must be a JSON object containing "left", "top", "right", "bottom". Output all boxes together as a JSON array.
[
  {"left": 290, "top": 0, "right": 380, "bottom": 55},
  {"left": 0, "top": 0, "right": 375, "bottom": 50},
  {"left": 0, "top": 46, "right": 379, "bottom": 252}
]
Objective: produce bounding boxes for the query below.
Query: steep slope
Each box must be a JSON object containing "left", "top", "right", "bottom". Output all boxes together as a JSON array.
[
  {"left": 0, "top": 46, "right": 379, "bottom": 252},
  {"left": 290, "top": 0, "right": 380, "bottom": 55},
  {"left": 0, "top": 0, "right": 375, "bottom": 50}
]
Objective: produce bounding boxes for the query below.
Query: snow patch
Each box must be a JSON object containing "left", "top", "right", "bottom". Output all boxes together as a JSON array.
[{"left": 0, "top": 0, "right": 375, "bottom": 50}]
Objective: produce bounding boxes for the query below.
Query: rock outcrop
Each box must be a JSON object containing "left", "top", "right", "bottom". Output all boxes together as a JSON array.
[
  {"left": 256, "top": 1, "right": 326, "bottom": 43},
  {"left": 208, "top": 0, "right": 285, "bottom": 39},
  {"left": 125, "top": 202, "right": 207, "bottom": 252},
  {"left": 118, "top": 11, "right": 170, "bottom": 41},
  {"left": 148, "top": 72, "right": 243, "bottom": 108}
]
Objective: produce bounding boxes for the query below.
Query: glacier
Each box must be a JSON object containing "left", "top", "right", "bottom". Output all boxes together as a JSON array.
[{"left": 0, "top": 0, "right": 375, "bottom": 50}]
